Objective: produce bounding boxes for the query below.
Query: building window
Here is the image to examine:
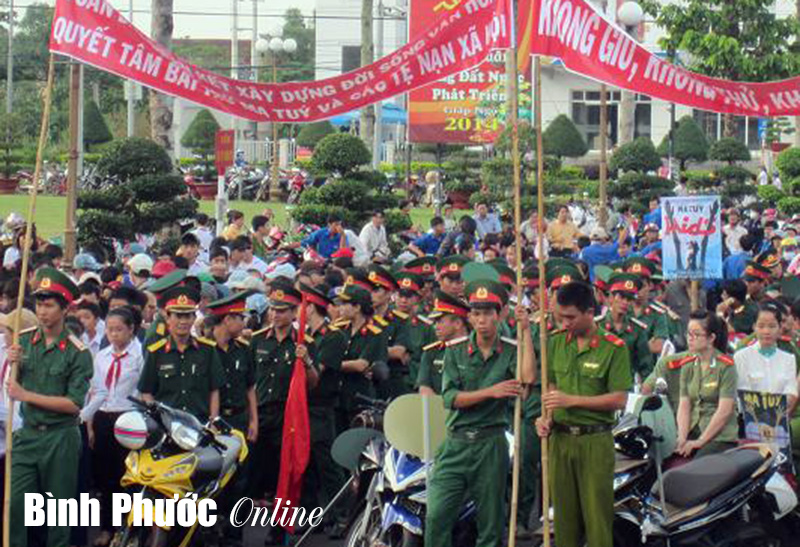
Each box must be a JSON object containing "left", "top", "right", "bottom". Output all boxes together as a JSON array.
[
  {"left": 342, "top": 46, "right": 361, "bottom": 73},
  {"left": 692, "top": 111, "right": 760, "bottom": 150},
  {"left": 570, "top": 91, "right": 651, "bottom": 150}
]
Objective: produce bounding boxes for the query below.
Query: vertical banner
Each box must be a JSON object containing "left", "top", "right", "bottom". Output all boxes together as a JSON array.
[
  {"left": 661, "top": 196, "right": 722, "bottom": 280},
  {"left": 739, "top": 390, "right": 793, "bottom": 474},
  {"left": 408, "top": 0, "right": 533, "bottom": 144},
  {"left": 215, "top": 130, "right": 235, "bottom": 174}
]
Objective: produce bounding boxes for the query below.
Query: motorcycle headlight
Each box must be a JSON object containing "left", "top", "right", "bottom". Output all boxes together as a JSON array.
[{"left": 170, "top": 422, "right": 201, "bottom": 451}]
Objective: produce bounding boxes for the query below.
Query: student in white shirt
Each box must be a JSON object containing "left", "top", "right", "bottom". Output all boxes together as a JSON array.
[
  {"left": 75, "top": 301, "right": 105, "bottom": 358},
  {"left": 81, "top": 307, "right": 144, "bottom": 544},
  {"left": 735, "top": 302, "right": 799, "bottom": 416}
]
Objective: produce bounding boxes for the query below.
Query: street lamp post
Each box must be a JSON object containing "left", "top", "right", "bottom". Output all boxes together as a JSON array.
[{"left": 256, "top": 34, "right": 296, "bottom": 203}]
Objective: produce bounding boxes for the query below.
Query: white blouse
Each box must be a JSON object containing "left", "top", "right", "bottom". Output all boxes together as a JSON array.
[
  {"left": 734, "top": 343, "right": 799, "bottom": 398},
  {"left": 81, "top": 338, "right": 144, "bottom": 421}
]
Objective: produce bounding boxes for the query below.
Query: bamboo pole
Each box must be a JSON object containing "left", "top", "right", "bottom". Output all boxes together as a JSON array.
[
  {"left": 534, "top": 55, "right": 552, "bottom": 547},
  {"left": 505, "top": 26, "right": 524, "bottom": 547},
  {"left": 3, "top": 54, "right": 56, "bottom": 547}
]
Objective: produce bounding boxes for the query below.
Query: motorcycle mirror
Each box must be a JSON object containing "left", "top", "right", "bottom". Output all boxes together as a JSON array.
[
  {"left": 655, "top": 377, "right": 668, "bottom": 395},
  {"left": 641, "top": 396, "right": 663, "bottom": 412},
  {"left": 331, "top": 428, "right": 385, "bottom": 472}
]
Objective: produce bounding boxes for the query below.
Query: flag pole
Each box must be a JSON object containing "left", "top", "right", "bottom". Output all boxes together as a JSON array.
[
  {"left": 506, "top": 0, "right": 524, "bottom": 543},
  {"left": 3, "top": 53, "right": 56, "bottom": 547},
  {"left": 534, "top": 54, "right": 552, "bottom": 547}
]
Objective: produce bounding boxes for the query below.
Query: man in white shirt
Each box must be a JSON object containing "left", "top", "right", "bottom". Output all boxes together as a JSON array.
[
  {"left": 345, "top": 229, "right": 370, "bottom": 267},
  {"left": 723, "top": 209, "right": 749, "bottom": 254},
  {"left": 359, "top": 211, "right": 391, "bottom": 263},
  {"left": 191, "top": 213, "right": 215, "bottom": 264},
  {"left": 229, "top": 235, "right": 268, "bottom": 276}
]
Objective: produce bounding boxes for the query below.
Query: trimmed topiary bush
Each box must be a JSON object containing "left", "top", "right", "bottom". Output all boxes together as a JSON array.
[
  {"left": 709, "top": 137, "right": 751, "bottom": 165},
  {"left": 757, "top": 185, "right": 784, "bottom": 205},
  {"left": 714, "top": 165, "right": 752, "bottom": 185},
  {"left": 776, "top": 147, "right": 800, "bottom": 181},
  {"left": 543, "top": 114, "right": 588, "bottom": 159},
  {"left": 96, "top": 137, "right": 173, "bottom": 180},
  {"left": 312, "top": 133, "right": 371, "bottom": 175},
  {"left": 83, "top": 100, "right": 113, "bottom": 149},
  {"left": 296, "top": 121, "right": 336, "bottom": 150},
  {"left": 778, "top": 196, "right": 800, "bottom": 216},
  {"left": 610, "top": 137, "right": 662, "bottom": 174},
  {"left": 656, "top": 115, "right": 708, "bottom": 170}
]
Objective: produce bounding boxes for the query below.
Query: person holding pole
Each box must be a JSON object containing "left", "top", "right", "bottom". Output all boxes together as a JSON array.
[
  {"left": 536, "top": 281, "right": 632, "bottom": 547},
  {"left": 6, "top": 268, "right": 93, "bottom": 547},
  {"left": 425, "top": 279, "right": 535, "bottom": 547}
]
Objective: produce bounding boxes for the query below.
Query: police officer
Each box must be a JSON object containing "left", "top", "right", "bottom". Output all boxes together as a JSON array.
[
  {"left": 248, "top": 286, "right": 314, "bottom": 506},
  {"left": 536, "top": 281, "right": 632, "bottom": 547},
  {"left": 8, "top": 268, "right": 94, "bottom": 547},
  {"left": 394, "top": 272, "right": 435, "bottom": 392},
  {"left": 417, "top": 291, "right": 470, "bottom": 395},
  {"left": 425, "top": 279, "right": 535, "bottom": 547},
  {"left": 138, "top": 286, "right": 225, "bottom": 421}
]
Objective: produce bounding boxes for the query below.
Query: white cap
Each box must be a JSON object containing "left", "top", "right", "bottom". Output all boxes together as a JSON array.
[
  {"left": 128, "top": 253, "right": 154, "bottom": 275},
  {"left": 78, "top": 272, "right": 102, "bottom": 286}
]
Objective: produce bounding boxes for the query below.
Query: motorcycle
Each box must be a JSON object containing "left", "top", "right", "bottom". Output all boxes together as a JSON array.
[{"left": 110, "top": 397, "right": 248, "bottom": 547}]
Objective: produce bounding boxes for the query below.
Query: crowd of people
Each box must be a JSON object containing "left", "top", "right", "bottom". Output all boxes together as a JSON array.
[{"left": 0, "top": 191, "right": 799, "bottom": 547}]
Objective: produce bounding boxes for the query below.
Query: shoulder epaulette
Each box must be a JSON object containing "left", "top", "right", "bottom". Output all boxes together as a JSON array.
[
  {"left": 446, "top": 336, "right": 469, "bottom": 347},
  {"left": 717, "top": 354, "right": 735, "bottom": 366},
  {"left": 392, "top": 310, "right": 409, "bottom": 320},
  {"left": 251, "top": 326, "right": 271, "bottom": 337},
  {"left": 19, "top": 326, "right": 37, "bottom": 336},
  {"left": 423, "top": 340, "right": 445, "bottom": 351},
  {"left": 156, "top": 322, "right": 166, "bottom": 336},
  {"left": 147, "top": 338, "right": 168, "bottom": 353},
  {"left": 781, "top": 335, "right": 793, "bottom": 343},
  {"left": 328, "top": 322, "right": 340, "bottom": 331},
  {"left": 374, "top": 315, "right": 389, "bottom": 327},
  {"left": 500, "top": 336, "right": 518, "bottom": 346},
  {"left": 648, "top": 303, "right": 665, "bottom": 315},
  {"left": 417, "top": 315, "right": 432, "bottom": 326},
  {"left": 654, "top": 302, "right": 680, "bottom": 320},
  {"left": 594, "top": 310, "right": 607, "bottom": 322},
  {"left": 668, "top": 354, "right": 697, "bottom": 370},
  {"left": 367, "top": 323, "right": 383, "bottom": 335},
  {"left": 304, "top": 333, "right": 314, "bottom": 344},
  {"left": 603, "top": 333, "right": 625, "bottom": 347},
  {"left": 235, "top": 336, "right": 250, "bottom": 347},
  {"left": 332, "top": 317, "right": 350, "bottom": 327},
  {"left": 630, "top": 317, "right": 648, "bottom": 330},
  {"left": 68, "top": 334, "right": 86, "bottom": 351},
  {"left": 196, "top": 336, "right": 217, "bottom": 347}
]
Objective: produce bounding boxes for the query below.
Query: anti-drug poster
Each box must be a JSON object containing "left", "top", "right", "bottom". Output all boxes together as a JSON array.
[
  {"left": 739, "top": 390, "right": 793, "bottom": 473},
  {"left": 661, "top": 196, "right": 722, "bottom": 280}
]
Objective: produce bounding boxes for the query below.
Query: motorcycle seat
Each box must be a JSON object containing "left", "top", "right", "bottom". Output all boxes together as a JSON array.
[
  {"left": 654, "top": 449, "right": 765, "bottom": 508},
  {"left": 195, "top": 446, "right": 224, "bottom": 479}
]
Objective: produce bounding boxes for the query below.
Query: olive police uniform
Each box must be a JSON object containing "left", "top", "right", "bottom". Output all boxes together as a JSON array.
[
  {"left": 142, "top": 269, "right": 187, "bottom": 345},
  {"left": 335, "top": 285, "right": 387, "bottom": 430},
  {"left": 426, "top": 280, "right": 515, "bottom": 547},
  {"left": 547, "top": 327, "right": 633, "bottom": 547},
  {"left": 248, "top": 287, "right": 314, "bottom": 499},
  {"left": 642, "top": 352, "right": 695, "bottom": 413},
  {"left": 679, "top": 351, "right": 739, "bottom": 456},
  {"left": 10, "top": 269, "right": 94, "bottom": 547},
  {"left": 207, "top": 292, "right": 256, "bottom": 432},
  {"left": 299, "top": 284, "right": 349, "bottom": 526}
]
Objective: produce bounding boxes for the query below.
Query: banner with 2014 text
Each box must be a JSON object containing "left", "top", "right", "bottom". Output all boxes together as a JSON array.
[{"left": 49, "top": 0, "right": 510, "bottom": 123}]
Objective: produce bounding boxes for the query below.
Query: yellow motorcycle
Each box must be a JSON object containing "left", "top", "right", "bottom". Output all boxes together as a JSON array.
[{"left": 110, "top": 397, "right": 248, "bottom": 547}]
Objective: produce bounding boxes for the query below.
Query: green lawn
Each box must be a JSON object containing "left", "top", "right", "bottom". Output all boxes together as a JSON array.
[{"left": 0, "top": 195, "right": 437, "bottom": 241}]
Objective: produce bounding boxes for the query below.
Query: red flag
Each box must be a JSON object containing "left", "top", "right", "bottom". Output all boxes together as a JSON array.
[{"left": 274, "top": 295, "right": 311, "bottom": 533}]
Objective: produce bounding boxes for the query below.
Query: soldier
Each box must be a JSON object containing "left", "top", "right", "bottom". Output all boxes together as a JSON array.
[
  {"left": 417, "top": 291, "right": 470, "bottom": 395},
  {"left": 141, "top": 269, "right": 188, "bottom": 345},
  {"left": 334, "top": 285, "right": 387, "bottom": 431},
  {"left": 624, "top": 257, "right": 671, "bottom": 356},
  {"left": 536, "top": 281, "right": 632, "bottom": 547},
  {"left": 7, "top": 268, "right": 94, "bottom": 547},
  {"left": 425, "top": 279, "right": 535, "bottom": 547},
  {"left": 437, "top": 255, "right": 469, "bottom": 298},
  {"left": 248, "top": 286, "right": 314, "bottom": 507},
  {"left": 403, "top": 256, "right": 438, "bottom": 313},
  {"left": 743, "top": 261, "right": 771, "bottom": 305},
  {"left": 597, "top": 273, "right": 653, "bottom": 381},
  {"left": 394, "top": 272, "right": 436, "bottom": 391},
  {"left": 138, "top": 286, "right": 225, "bottom": 422}
]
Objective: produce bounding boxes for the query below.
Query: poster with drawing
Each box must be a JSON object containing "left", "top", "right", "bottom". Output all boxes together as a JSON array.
[{"left": 661, "top": 196, "right": 722, "bottom": 280}]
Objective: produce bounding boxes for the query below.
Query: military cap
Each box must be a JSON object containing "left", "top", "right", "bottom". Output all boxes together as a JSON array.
[
  {"left": 438, "top": 255, "right": 470, "bottom": 278},
  {"left": 522, "top": 262, "right": 540, "bottom": 289},
  {"left": 743, "top": 261, "right": 771, "bottom": 282},
  {"left": 367, "top": 264, "right": 398, "bottom": 291},
  {"left": 466, "top": 279, "right": 508, "bottom": 310},
  {"left": 490, "top": 262, "right": 516, "bottom": 291},
  {"left": 206, "top": 291, "right": 249, "bottom": 318},
  {"left": 547, "top": 265, "right": 583, "bottom": 289},
  {"left": 428, "top": 290, "right": 470, "bottom": 319},
  {"left": 270, "top": 286, "right": 303, "bottom": 310},
  {"left": 404, "top": 256, "right": 437, "bottom": 278},
  {"left": 756, "top": 249, "right": 781, "bottom": 270},
  {"left": 299, "top": 282, "right": 332, "bottom": 310},
  {"left": 148, "top": 269, "right": 188, "bottom": 295},
  {"left": 624, "top": 257, "right": 656, "bottom": 278},
  {"left": 396, "top": 272, "right": 423, "bottom": 294},
  {"left": 34, "top": 267, "right": 80, "bottom": 304},
  {"left": 545, "top": 257, "right": 575, "bottom": 274},
  {"left": 161, "top": 286, "right": 200, "bottom": 313},
  {"left": 594, "top": 265, "right": 613, "bottom": 292},
  {"left": 608, "top": 272, "right": 641, "bottom": 297},
  {"left": 345, "top": 268, "right": 373, "bottom": 291},
  {"left": 335, "top": 284, "right": 373, "bottom": 307}
]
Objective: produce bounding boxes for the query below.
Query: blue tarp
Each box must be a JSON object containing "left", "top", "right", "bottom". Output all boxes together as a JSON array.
[{"left": 330, "top": 103, "right": 407, "bottom": 126}]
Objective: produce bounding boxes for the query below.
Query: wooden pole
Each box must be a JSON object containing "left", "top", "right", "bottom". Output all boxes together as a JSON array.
[
  {"left": 64, "top": 61, "right": 80, "bottom": 265},
  {"left": 534, "top": 55, "right": 552, "bottom": 547},
  {"left": 690, "top": 280, "right": 700, "bottom": 312},
  {"left": 505, "top": 26, "right": 524, "bottom": 547},
  {"left": 598, "top": 83, "right": 608, "bottom": 227},
  {"left": 3, "top": 53, "right": 56, "bottom": 547}
]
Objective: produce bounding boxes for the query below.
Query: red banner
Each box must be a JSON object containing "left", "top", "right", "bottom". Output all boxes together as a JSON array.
[
  {"left": 530, "top": 0, "right": 800, "bottom": 117},
  {"left": 214, "top": 130, "right": 234, "bottom": 174},
  {"left": 50, "top": 0, "right": 510, "bottom": 123},
  {"left": 409, "top": 0, "right": 534, "bottom": 144}
]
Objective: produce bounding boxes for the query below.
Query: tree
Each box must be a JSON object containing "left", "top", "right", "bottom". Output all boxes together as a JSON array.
[
  {"left": 149, "top": 0, "right": 174, "bottom": 151},
  {"left": 709, "top": 137, "right": 751, "bottom": 165},
  {"left": 180, "top": 109, "right": 220, "bottom": 158},
  {"left": 641, "top": 0, "right": 800, "bottom": 137},
  {"left": 312, "top": 133, "right": 371, "bottom": 175},
  {"left": 656, "top": 115, "right": 708, "bottom": 170},
  {"left": 83, "top": 100, "right": 113, "bottom": 148},
  {"left": 542, "top": 114, "right": 588, "bottom": 159},
  {"left": 296, "top": 121, "right": 335, "bottom": 150},
  {"left": 609, "top": 137, "right": 662, "bottom": 174},
  {"left": 280, "top": 9, "right": 315, "bottom": 82},
  {"left": 96, "top": 137, "right": 173, "bottom": 180}
]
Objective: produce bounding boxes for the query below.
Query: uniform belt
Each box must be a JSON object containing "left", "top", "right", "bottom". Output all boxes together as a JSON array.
[
  {"left": 448, "top": 425, "right": 505, "bottom": 442},
  {"left": 553, "top": 423, "right": 612, "bottom": 436},
  {"left": 222, "top": 406, "right": 246, "bottom": 417},
  {"left": 26, "top": 421, "right": 77, "bottom": 433}
]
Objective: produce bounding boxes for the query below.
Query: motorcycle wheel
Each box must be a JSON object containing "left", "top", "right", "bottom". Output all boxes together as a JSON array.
[{"left": 344, "top": 504, "right": 383, "bottom": 547}]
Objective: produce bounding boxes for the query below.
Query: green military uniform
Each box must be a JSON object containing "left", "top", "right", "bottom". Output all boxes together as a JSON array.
[
  {"left": 10, "top": 268, "right": 94, "bottom": 547},
  {"left": 598, "top": 313, "right": 652, "bottom": 378},
  {"left": 338, "top": 318, "right": 387, "bottom": 427},
  {"left": 678, "top": 350, "right": 738, "bottom": 456},
  {"left": 729, "top": 300, "right": 759, "bottom": 335},
  {"left": 375, "top": 309, "right": 413, "bottom": 399},
  {"left": 417, "top": 341, "right": 447, "bottom": 393},
  {"left": 142, "top": 269, "right": 187, "bottom": 345},
  {"left": 642, "top": 352, "right": 696, "bottom": 413},
  {"left": 547, "top": 327, "right": 633, "bottom": 547},
  {"left": 426, "top": 280, "right": 516, "bottom": 547}
]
